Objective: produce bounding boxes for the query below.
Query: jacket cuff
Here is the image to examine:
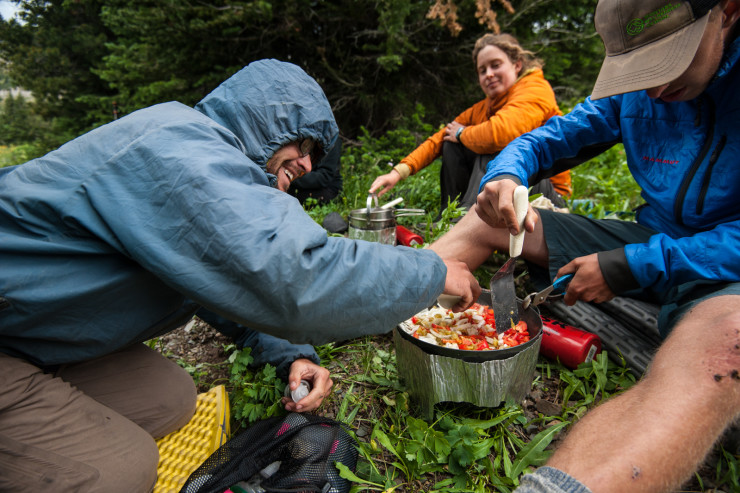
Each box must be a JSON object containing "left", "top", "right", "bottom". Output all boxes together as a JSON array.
[
  {"left": 273, "top": 352, "right": 321, "bottom": 381},
  {"left": 480, "top": 174, "right": 523, "bottom": 193},
  {"left": 492, "top": 174, "right": 523, "bottom": 186},
  {"left": 597, "top": 248, "right": 640, "bottom": 294},
  {"left": 393, "top": 163, "right": 412, "bottom": 179}
]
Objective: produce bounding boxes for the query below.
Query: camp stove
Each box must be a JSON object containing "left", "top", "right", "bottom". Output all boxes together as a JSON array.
[{"left": 394, "top": 292, "right": 542, "bottom": 420}]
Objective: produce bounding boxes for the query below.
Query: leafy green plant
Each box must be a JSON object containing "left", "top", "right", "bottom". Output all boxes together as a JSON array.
[
  {"left": 416, "top": 198, "right": 467, "bottom": 244},
  {"left": 176, "top": 359, "right": 213, "bottom": 389},
  {"left": 227, "top": 347, "right": 286, "bottom": 427},
  {"left": 558, "top": 352, "right": 636, "bottom": 416},
  {"left": 350, "top": 403, "right": 570, "bottom": 492}
]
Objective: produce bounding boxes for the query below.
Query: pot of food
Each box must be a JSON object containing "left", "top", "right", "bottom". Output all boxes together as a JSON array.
[
  {"left": 348, "top": 194, "right": 425, "bottom": 245},
  {"left": 397, "top": 293, "right": 542, "bottom": 363},
  {"left": 394, "top": 290, "right": 542, "bottom": 419}
]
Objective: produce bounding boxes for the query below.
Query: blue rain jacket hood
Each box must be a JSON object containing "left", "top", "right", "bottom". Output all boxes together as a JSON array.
[
  {"left": 194, "top": 59, "right": 338, "bottom": 187},
  {"left": 0, "top": 59, "right": 446, "bottom": 367}
]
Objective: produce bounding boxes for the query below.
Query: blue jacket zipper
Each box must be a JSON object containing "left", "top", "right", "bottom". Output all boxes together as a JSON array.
[
  {"left": 674, "top": 96, "right": 715, "bottom": 227},
  {"left": 696, "top": 134, "right": 727, "bottom": 216}
]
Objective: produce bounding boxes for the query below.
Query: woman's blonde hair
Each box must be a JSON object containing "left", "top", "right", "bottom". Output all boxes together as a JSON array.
[{"left": 472, "top": 33, "right": 543, "bottom": 75}]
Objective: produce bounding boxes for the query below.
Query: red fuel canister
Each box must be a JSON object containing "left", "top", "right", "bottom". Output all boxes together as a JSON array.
[
  {"left": 540, "top": 316, "right": 602, "bottom": 369},
  {"left": 396, "top": 225, "right": 424, "bottom": 247}
]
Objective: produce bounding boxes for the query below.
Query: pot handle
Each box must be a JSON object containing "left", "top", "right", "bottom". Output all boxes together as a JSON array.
[
  {"left": 366, "top": 193, "right": 379, "bottom": 214},
  {"left": 394, "top": 208, "right": 426, "bottom": 217}
]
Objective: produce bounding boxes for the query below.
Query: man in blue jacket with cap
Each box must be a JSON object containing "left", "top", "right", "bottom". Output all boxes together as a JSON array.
[
  {"left": 434, "top": 0, "right": 740, "bottom": 491},
  {"left": 0, "top": 59, "right": 480, "bottom": 492}
]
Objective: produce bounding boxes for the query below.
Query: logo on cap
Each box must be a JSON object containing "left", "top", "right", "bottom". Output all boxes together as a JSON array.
[{"left": 626, "top": 2, "right": 682, "bottom": 36}]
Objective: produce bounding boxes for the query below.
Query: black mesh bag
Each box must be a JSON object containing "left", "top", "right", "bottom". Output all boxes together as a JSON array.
[{"left": 180, "top": 413, "right": 358, "bottom": 493}]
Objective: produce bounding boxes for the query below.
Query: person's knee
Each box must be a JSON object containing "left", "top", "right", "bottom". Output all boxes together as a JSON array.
[
  {"left": 441, "top": 141, "right": 471, "bottom": 172},
  {"left": 682, "top": 300, "right": 740, "bottom": 373},
  {"left": 116, "top": 344, "right": 198, "bottom": 438},
  {"left": 702, "top": 308, "right": 740, "bottom": 395},
  {"left": 441, "top": 141, "right": 461, "bottom": 161},
  {"left": 97, "top": 427, "right": 160, "bottom": 493},
  {"left": 650, "top": 298, "right": 740, "bottom": 410},
  {"left": 145, "top": 362, "right": 197, "bottom": 438}
]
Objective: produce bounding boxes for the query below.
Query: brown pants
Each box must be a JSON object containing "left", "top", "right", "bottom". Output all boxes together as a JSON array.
[{"left": 0, "top": 344, "right": 197, "bottom": 493}]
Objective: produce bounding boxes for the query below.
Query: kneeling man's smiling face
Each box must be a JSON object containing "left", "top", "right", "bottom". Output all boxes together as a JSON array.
[{"left": 267, "top": 139, "right": 316, "bottom": 192}]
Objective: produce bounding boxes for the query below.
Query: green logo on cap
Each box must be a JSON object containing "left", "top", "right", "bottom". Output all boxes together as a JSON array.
[{"left": 626, "top": 2, "right": 682, "bottom": 36}]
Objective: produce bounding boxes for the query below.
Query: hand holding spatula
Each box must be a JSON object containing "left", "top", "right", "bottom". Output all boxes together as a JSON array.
[{"left": 490, "top": 185, "right": 529, "bottom": 331}]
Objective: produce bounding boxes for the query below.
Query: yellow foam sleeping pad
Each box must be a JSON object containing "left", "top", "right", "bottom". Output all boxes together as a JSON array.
[{"left": 154, "top": 384, "right": 231, "bottom": 493}]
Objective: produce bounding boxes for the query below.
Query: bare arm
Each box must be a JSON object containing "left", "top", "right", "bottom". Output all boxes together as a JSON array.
[
  {"left": 431, "top": 179, "right": 549, "bottom": 271},
  {"left": 430, "top": 208, "right": 507, "bottom": 271}
]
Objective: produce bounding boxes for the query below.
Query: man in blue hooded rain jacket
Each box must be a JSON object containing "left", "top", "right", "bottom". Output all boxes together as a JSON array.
[
  {"left": 433, "top": 0, "right": 740, "bottom": 491},
  {"left": 0, "top": 59, "right": 480, "bottom": 492}
]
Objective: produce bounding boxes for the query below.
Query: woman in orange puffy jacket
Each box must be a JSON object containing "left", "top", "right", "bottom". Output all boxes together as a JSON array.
[{"left": 370, "top": 33, "right": 571, "bottom": 217}]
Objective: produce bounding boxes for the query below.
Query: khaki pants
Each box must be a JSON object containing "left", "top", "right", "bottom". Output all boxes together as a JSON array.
[{"left": 0, "top": 344, "right": 197, "bottom": 493}]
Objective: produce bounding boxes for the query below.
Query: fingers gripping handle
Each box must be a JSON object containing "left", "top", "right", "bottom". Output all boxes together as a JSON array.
[{"left": 509, "top": 186, "right": 529, "bottom": 258}]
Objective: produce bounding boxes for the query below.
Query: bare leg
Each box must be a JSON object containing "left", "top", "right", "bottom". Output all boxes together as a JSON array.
[
  {"left": 429, "top": 205, "right": 549, "bottom": 271},
  {"left": 547, "top": 295, "right": 740, "bottom": 493}
]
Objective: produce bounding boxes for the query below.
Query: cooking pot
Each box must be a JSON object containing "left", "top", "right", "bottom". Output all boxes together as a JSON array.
[
  {"left": 347, "top": 194, "right": 425, "bottom": 245},
  {"left": 396, "top": 290, "right": 542, "bottom": 363},
  {"left": 394, "top": 290, "right": 543, "bottom": 419}
]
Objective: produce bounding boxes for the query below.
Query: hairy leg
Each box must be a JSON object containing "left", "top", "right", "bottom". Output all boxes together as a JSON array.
[
  {"left": 547, "top": 295, "right": 740, "bottom": 493},
  {"left": 430, "top": 205, "right": 549, "bottom": 271}
]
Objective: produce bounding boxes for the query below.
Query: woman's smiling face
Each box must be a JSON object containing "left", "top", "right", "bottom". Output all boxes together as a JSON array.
[{"left": 477, "top": 44, "right": 522, "bottom": 99}]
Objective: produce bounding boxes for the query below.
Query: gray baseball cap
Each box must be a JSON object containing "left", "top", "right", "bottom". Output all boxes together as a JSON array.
[{"left": 592, "top": 0, "right": 720, "bottom": 99}]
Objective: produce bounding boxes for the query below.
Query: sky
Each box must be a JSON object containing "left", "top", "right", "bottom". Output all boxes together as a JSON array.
[{"left": 0, "top": 1, "right": 20, "bottom": 20}]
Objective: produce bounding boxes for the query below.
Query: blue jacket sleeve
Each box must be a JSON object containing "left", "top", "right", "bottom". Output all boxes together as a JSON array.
[
  {"left": 80, "top": 119, "right": 446, "bottom": 346},
  {"left": 195, "top": 307, "right": 319, "bottom": 380},
  {"left": 625, "top": 220, "right": 740, "bottom": 292},
  {"left": 479, "top": 96, "right": 623, "bottom": 189}
]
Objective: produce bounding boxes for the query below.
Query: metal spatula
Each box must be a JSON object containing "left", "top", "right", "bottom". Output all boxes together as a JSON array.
[{"left": 490, "top": 185, "right": 529, "bottom": 331}]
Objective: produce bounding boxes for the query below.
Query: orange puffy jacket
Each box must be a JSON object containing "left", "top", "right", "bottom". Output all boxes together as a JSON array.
[{"left": 397, "top": 68, "right": 571, "bottom": 197}]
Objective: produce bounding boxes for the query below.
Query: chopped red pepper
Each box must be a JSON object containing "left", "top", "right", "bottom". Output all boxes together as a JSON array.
[{"left": 407, "top": 304, "right": 530, "bottom": 351}]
